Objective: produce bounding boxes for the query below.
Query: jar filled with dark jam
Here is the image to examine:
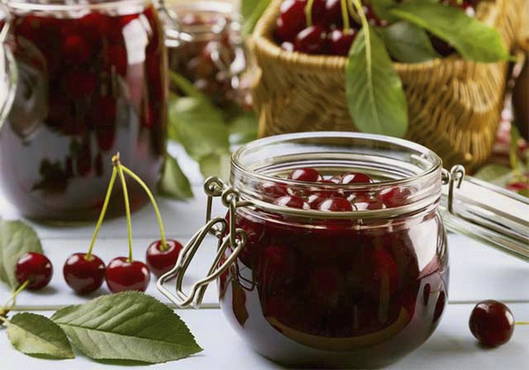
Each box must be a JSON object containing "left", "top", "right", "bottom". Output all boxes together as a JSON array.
[
  {"left": 0, "top": 0, "right": 167, "bottom": 221},
  {"left": 165, "top": 1, "right": 248, "bottom": 109}
]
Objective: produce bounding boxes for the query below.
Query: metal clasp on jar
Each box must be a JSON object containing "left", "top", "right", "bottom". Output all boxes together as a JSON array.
[{"left": 157, "top": 177, "right": 249, "bottom": 308}]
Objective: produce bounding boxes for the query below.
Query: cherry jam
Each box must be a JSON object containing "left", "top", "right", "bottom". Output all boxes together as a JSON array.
[
  {"left": 0, "top": 1, "right": 166, "bottom": 221},
  {"left": 219, "top": 164, "right": 448, "bottom": 368}
]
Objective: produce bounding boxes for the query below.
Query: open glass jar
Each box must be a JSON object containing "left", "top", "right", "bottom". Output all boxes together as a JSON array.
[
  {"left": 158, "top": 132, "right": 529, "bottom": 368},
  {"left": 0, "top": 0, "right": 167, "bottom": 221}
]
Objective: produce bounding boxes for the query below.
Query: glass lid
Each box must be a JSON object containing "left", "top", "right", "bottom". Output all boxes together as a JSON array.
[{"left": 441, "top": 166, "right": 529, "bottom": 262}]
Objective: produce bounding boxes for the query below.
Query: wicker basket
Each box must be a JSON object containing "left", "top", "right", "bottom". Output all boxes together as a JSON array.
[{"left": 251, "top": 0, "right": 529, "bottom": 171}]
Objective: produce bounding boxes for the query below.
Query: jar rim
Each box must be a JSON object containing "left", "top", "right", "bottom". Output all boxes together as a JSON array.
[
  {"left": 232, "top": 131, "right": 443, "bottom": 189},
  {"left": 6, "top": 0, "right": 148, "bottom": 12},
  {"left": 231, "top": 132, "right": 443, "bottom": 219}
]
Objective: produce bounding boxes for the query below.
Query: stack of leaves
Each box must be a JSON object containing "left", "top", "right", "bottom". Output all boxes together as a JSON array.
[{"left": 0, "top": 219, "right": 201, "bottom": 364}]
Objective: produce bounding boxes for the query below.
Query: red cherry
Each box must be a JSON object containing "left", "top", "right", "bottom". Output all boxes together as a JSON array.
[
  {"left": 288, "top": 167, "right": 322, "bottom": 182},
  {"left": 261, "top": 182, "right": 289, "bottom": 199},
  {"left": 329, "top": 29, "right": 357, "bottom": 56},
  {"left": 146, "top": 239, "right": 183, "bottom": 277},
  {"left": 310, "top": 0, "right": 327, "bottom": 24},
  {"left": 318, "top": 196, "right": 353, "bottom": 212},
  {"left": 469, "top": 300, "right": 515, "bottom": 347},
  {"left": 105, "top": 257, "right": 151, "bottom": 293},
  {"left": 507, "top": 182, "right": 529, "bottom": 192},
  {"left": 353, "top": 194, "right": 385, "bottom": 210},
  {"left": 276, "top": 0, "right": 307, "bottom": 42},
  {"left": 15, "top": 252, "right": 53, "bottom": 290},
  {"left": 341, "top": 172, "right": 373, "bottom": 185},
  {"left": 274, "top": 195, "right": 310, "bottom": 209},
  {"left": 308, "top": 194, "right": 327, "bottom": 209},
  {"left": 378, "top": 187, "right": 412, "bottom": 208},
  {"left": 323, "top": 0, "right": 342, "bottom": 26},
  {"left": 63, "top": 253, "right": 105, "bottom": 294},
  {"left": 294, "top": 25, "right": 328, "bottom": 54}
]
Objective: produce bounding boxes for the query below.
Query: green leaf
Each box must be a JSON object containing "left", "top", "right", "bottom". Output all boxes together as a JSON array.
[
  {"left": 51, "top": 292, "right": 202, "bottom": 364},
  {"left": 0, "top": 220, "right": 43, "bottom": 288},
  {"left": 474, "top": 164, "right": 513, "bottom": 186},
  {"left": 242, "top": 0, "right": 271, "bottom": 36},
  {"left": 228, "top": 110, "right": 258, "bottom": 145},
  {"left": 199, "top": 152, "right": 232, "bottom": 180},
  {"left": 346, "top": 27, "right": 408, "bottom": 137},
  {"left": 6, "top": 313, "right": 75, "bottom": 359},
  {"left": 370, "top": 0, "right": 398, "bottom": 23},
  {"left": 378, "top": 21, "right": 440, "bottom": 63},
  {"left": 170, "top": 72, "right": 207, "bottom": 100},
  {"left": 169, "top": 96, "right": 230, "bottom": 161},
  {"left": 390, "top": 2, "right": 509, "bottom": 62},
  {"left": 158, "top": 155, "right": 194, "bottom": 200}
]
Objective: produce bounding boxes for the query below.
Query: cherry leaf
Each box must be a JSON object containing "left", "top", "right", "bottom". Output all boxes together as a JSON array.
[
  {"left": 390, "top": 2, "right": 509, "bottom": 62},
  {"left": 378, "top": 21, "right": 440, "bottom": 63},
  {"left": 6, "top": 313, "right": 74, "bottom": 359},
  {"left": 51, "top": 292, "right": 202, "bottom": 364},
  {"left": 346, "top": 26, "right": 408, "bottom": 137},
  {"left": 158, "top": 154, "right": 194, "bottom": 200},
  {"left": 0, "top": 220, "right": 43, "bottom": 288}
]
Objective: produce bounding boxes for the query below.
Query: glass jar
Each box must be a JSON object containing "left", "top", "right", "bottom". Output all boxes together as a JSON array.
[
  {"left": 164, "top": 1, "right": 248, "bottom": 109},
  {"left": 0, "top": 0, "right": 167, "bottom": 221},
  {"left": 159, "top": 132, "right": 529, "bottom": 368}
]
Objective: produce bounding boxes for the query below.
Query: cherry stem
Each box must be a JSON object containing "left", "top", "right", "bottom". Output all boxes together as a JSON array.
[
  {"left": 120, "top": 165, "right": 169, "bottom": 251},
  {"left": 86, "top": 167, "right": 118, "bottom": 259},
  {"left": 113, "top": 155, "right": 134, "bottom": 262},
  {"left": 516, "top": 321, "right": 529, "bottom": 325},
  {"left": 341, "top": 0, "right": 351, "bottom": 31},
  {"left": 305, "top": 0, "right": 315, "bottom": 27},
  {"left": 3, "top": 280, "right": 29, "bottom": 312}
]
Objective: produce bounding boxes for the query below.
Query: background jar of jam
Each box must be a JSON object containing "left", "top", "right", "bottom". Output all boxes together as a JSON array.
[
  {"left": 164, "top": 1, "right": 249, "bottom": 110},
  {"left": 0, "top": 0, "right": 167, "bottom": 222}
]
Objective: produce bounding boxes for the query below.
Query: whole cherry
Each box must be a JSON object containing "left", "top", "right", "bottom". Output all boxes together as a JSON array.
[
  {"left": 289, "top": 167, "right": 322, "bottom": 182},
  {"left": 63, "top": 253, "right": 105, "bottom": 294},
  {"left": 15, "top": 252, "right": 53, "bottom": 290},
  {"left": 318, "top": 196, "right": 353, "bottom": 212},
  {"left": 329, "top": 29, "right": 357, "bottom": 56},
  {"left": 146, "top": 239, "right": 183, "bottom": 277},
  {"left": 469, "top": 300, "right": 515, "bottom": 347},
  {"left": 105, "top": 257, "right": 151, "bottom": 293},
  {"left": 294, "top": 25, "right": 328, "bottom": 54},
  {"left": 274, "top": 195, "right": 310, "bottom": 209}
]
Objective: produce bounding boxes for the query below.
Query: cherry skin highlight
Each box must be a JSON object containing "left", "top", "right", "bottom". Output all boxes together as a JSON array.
[
  {"left": 105, "top": 257, "right": 151, "bottom": 293},
  {"left": 469, "top": 300, "right": 515, "bottom": 347},
  {"left": 146, "top": 239, "right": 183, "bottom": 277},
  {"left": 15, "top": 252, "right": 53, "bottom": 290},
  {"left": 63, "top": 253, "right": 105, "bottom": 294}
]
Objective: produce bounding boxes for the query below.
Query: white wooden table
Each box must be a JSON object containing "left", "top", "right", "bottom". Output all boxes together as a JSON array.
[{"left": 1, "top": 147, "right": 529, "bottom": 370}]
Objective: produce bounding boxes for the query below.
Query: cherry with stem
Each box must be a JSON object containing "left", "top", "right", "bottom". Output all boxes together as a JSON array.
[
  {"left": 63, "top": 168, "right": 117, "bottom": 294},
  {"left": 119, "top": 164, "right": 183, "bottom": 277},
  {"left": 105, "top": 154, "right": 151, "bottom": 293}
]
